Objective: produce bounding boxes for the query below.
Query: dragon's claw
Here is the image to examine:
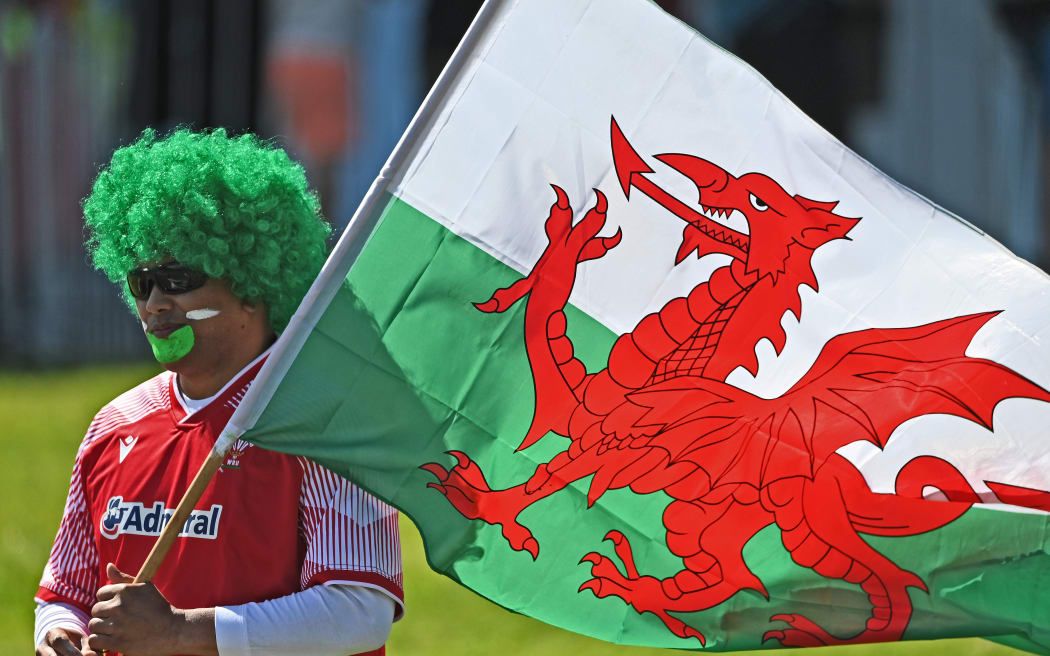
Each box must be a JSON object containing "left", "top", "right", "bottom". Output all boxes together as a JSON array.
[
  {"left": 763, "top": 629, "right": 828, "bottom": 648},
  {"left": 447, "top": 450, "right": 470, "bottom": 467},
  {"left": 578, "top": 535, "right": 706, "bottom": 646},
  {"left": 603, "top": 529, "right": 626, "bottom": 545},
  {"left": 522, "top": 537, "right": 540, "bottom": 560},
  {"left": 578, "top": 579, "right": 602, "bottom": 595},
  {"left": 422, "top": 452, "right": 541, "bottom": 558},
  {"left": 578, "top": 573, "right": 631, "bottom": 600},
  {"left": 551, "top": 184, "right": 570, "bottom": 209},
  {"left": 769, "top": 613, "right": 795, "bottom": 623},
  {"left": 419, "top": 462, "right": 448, "bottom": 478},
  {"left": 764, "top": 613, "right": 838, "bottom": 647},
  {"left": 593, "top": 188, "right": 607, "bottom": 213},
  {"left": 579, "top": 552, "right": 603, "bottom": 566},
  {"left": 439, "top": 450, "right": 487, "bottom": 488},
  {"left": 761, "top": 630, "right": 784, "bottom": 644},
  {"left": 474, "top": 185, "right": 618, "bottom": 316},
  {"left": 421, "top": 453, "right": 491, "bottom": 519},
  {"left": 600, "top": 529, "right": 639, "bottom": 578},
  {"left": 677, "top": 624, "right": 706, "bottom": 646},
  {"left": 579, "top": 224, "right": 621, "bottom": 263}
]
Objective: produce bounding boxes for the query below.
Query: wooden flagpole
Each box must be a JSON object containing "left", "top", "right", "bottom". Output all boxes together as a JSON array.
[{"left": 132, "top": 440, "right": 232, "bottom": 583}]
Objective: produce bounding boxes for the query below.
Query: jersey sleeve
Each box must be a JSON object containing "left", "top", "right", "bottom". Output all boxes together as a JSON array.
[
  {"left": 297, "top": 458, "right": 405, "bottom": 619},
  {"left": 36, "top": 439, "right": 99, "bottom": 613}
]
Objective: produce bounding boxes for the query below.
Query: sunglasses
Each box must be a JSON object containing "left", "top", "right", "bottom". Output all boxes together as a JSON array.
[{"left": 127, "top": 262, "right": 209, "bottom": 300}]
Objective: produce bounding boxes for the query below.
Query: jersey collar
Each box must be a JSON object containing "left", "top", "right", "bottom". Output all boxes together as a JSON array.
[{"left": 169, "top": 348, "right": 271, "bottom": 428}]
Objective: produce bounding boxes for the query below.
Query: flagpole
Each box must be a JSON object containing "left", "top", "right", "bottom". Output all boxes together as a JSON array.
[
  {"left": 133, "top": 0, "right": 508, "bottom": 584},
  {"left": 132, "top": 450, "right": 225, "bottom": 583}
]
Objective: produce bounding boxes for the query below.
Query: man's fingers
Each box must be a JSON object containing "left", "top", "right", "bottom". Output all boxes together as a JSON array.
[
  {"left": 35, "top": 640, "right": 56, "bottom": 656},
  {"left": 90, "top": 597, "right": 117, "bottom": 618},
  {"left": 95, "top": 582, "right": 125, "bottom": 601},
  {"left": 87, "top": 615, "right": 115, "bottom": 635},
  {"left": 53, "top": 637, "right": 83, "bottom": 656},
  {"left": 44, "top": 634, "right": 83, "bottom": 656},
  {"left": 86, "top": 632, "right": 115, "bottom": 653},
  {"left": 106, "top": 562, "right": 134, "bottom": 584},
  {"left": 80, "top": 632, "right": 98, "bottom": 656}
]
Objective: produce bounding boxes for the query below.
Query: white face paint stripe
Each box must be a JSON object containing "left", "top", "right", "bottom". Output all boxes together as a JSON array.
[{"left": 185, "top": 309, "right": 221, "bottom": 321}]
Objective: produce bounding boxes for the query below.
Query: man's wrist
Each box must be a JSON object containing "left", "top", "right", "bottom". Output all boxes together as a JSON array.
[{"left": 171, "top": 607, "right": 218, "bottom": 656}]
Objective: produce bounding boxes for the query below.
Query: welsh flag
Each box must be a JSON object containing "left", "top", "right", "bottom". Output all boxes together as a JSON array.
[{"left": 229, "top": 0, "right": 1050, "bottom": 651}]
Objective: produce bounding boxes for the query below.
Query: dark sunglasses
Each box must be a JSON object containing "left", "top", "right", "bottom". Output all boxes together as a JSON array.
[{"left": 127, "top": 262, "right": 209, "bottom": 300}]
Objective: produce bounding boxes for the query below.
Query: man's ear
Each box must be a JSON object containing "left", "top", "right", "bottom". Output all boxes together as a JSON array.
[{"left": 241, "top": 300, "right": 272, "bottom": 333}]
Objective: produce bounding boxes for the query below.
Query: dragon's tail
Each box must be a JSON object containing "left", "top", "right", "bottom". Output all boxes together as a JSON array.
[{"left": 762, "top": 455, "right": 970, "bottom": 646}]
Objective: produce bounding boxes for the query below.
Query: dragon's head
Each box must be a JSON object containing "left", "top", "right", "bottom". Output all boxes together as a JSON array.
[{"left": 656, "top": 153, "right": 858, "bottom": 280}]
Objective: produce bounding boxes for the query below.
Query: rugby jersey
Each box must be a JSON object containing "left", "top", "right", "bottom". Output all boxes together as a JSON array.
[{"left": 37, "top": 357, "right": 403, "bottom": 655}]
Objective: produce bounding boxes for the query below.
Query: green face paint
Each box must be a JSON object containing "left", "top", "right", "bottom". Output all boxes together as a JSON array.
[{"left": 146, "top": 325, "right": 195, "bottom": 363}]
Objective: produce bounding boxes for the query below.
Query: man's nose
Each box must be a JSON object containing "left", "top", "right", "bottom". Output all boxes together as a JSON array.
[{"left": 144, "top": 284, "right": 174, "bottom": 313}]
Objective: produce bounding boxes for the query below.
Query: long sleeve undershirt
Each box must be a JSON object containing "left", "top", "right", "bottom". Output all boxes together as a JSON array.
[
  {"left": 35, "top": 583, "right": 394, "bottom": 656},
  {"left": 34, "top": 601, "right": 89, "bottom": 648}
]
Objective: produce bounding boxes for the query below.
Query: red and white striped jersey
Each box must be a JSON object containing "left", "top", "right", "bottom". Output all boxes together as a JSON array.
[{"left": 37, "top": 359, "right": 403, "bottom": 654}]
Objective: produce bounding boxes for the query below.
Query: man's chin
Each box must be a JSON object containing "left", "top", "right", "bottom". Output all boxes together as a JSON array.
[
  {"left": 161, "top": 349, "right": 206, "bottom": 373},
  {"left": 146, "top": 325, "right": 196, "bottom": 364}
]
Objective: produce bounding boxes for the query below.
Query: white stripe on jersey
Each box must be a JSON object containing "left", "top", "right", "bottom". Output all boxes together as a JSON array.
[
  {"left": 39, "top": 446, "right": 98, "bottom": 610},
  {"left": 297, "top": 458, "right": 403, "bottom": 597},
  {"left": 95, "top": 372, "right": 172, "bottom": 429}
]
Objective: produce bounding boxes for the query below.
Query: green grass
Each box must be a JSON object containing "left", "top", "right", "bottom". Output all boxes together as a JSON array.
[
  {"left": 0, "top": 362, "right": 161, "bottom": 652},
  {"left": 1, "top": 364, "right": 1033, "bottom": 655}
]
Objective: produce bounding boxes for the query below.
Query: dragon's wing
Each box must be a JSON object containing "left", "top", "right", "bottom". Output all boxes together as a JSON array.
[
  {"left": 746, "top": 312, "right": 1047, "bottom": 485},
  {"left": 617, "top": 312, "right": 1050, "bottom": 488}
]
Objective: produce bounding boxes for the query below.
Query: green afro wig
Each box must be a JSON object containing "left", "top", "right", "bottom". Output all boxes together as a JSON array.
[{"left": 84, "top": 127, "right": 331, "bottom": 333}]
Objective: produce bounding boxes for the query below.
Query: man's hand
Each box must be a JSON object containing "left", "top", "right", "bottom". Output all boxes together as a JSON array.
[
  {"left": 87, "top": 563, "right": 217, "bottom": 656},
  {"left": 36, "top": 627, "right": 92, "bottom": 656}
]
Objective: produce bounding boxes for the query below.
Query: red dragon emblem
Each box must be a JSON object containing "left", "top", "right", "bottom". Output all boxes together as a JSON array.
[{"left": 423, "top": 117, "right": 1050, "bottom": 646}]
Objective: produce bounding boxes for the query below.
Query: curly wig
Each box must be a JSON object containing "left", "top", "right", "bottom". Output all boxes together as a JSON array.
[{"left": 84, "top": 128, "right": 331, "bottom": 332}]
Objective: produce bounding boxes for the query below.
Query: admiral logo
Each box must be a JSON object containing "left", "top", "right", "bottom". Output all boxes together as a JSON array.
[{"left": 100, "top": 496, "right": 222, "bottom": 540}]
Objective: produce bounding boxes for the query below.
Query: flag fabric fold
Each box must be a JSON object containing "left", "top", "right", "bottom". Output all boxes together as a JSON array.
[{"left": 237, "top": 0, "right": 1050, "bottom": 651}]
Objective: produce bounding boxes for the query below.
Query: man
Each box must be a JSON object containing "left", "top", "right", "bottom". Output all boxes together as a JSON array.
[{"left": 35, "top": 129, "right": 403, "bottom": 656}]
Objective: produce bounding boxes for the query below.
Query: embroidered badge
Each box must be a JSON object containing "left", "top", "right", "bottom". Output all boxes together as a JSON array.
[{"left": 221, "top": 439, "right": 254, "bottom": 471}]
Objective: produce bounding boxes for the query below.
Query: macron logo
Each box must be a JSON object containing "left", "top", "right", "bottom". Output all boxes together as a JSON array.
[{"left": 118, "top": 436, "right": 138, "bottom": 463}]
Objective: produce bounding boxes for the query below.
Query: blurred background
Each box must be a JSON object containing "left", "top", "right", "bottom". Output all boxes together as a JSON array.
[
  {"left": 1, "top": 1, "right": 1048, "bottom": 654},
  {"left": 3, "top": 0, "right": 1050, "bottom": 364}
]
